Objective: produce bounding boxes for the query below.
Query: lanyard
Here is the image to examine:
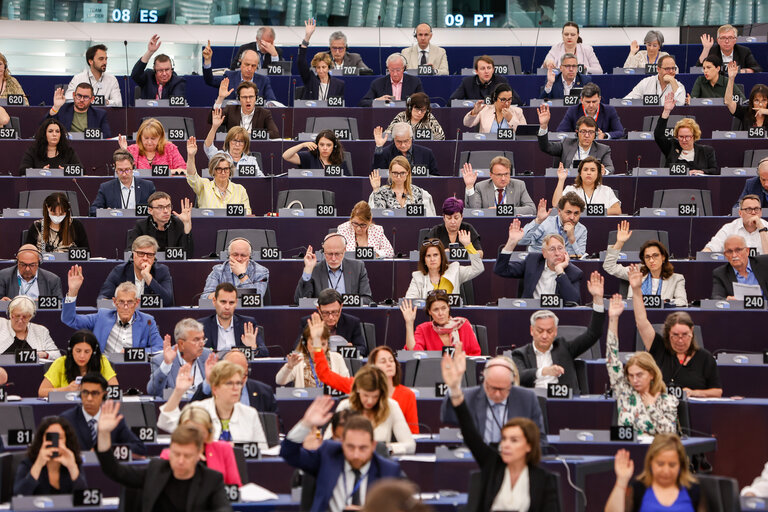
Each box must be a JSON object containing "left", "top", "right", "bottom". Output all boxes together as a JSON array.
[
  {"left": 18, "top": 275, "right": 37, "bottom": 295},
  {"left": 121, "top": 187, "right": 132, "bottom": 209},
  {"left": 328, "top": 268, "right": 343, "bottom": 291},
  {"left": 342, "top": 468, "right": 368, "bottom": 505},
  {"left": 306, "top": 354, "right": 322, "bottom": 387},
  {"left": 487, "top": 399, "right": 509, "bottom": 434}
]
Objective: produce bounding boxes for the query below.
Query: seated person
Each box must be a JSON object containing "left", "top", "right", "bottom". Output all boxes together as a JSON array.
[
  {"left": 450, "top": 55, "right": 521, "bottom": 104},
  {"left": 38, "top": 330, "right": 118, "bottom": 398},
  {"left": 630, "top": 265, "right": 723, "bottom": 397},
  {"left": 0, "top": 51, "right": 28, "bottom": 104},
  {"left": 65, "top": 44, "right": 121, "bottom": 106},
  {"left": 147, "top": 318, "right": 212, "bottom": 398},
  {"left": 542, "top": 21, "right": 603, "bottom": 74},
  {"left": 90, "top": 149, "right": 156, "bottom": 215},
  {"left": 199, "top": 282, "right": 267, "bottom": 355},
  {"left": 725, "top": 63, "right": 768, "bottom": 129},
  {"left": 540, "top": 53, "right": 593, "bottom": 100},
  {"left": 326, "top": 366, "right": 415, "bottom": 454},
  {"left": 386, "top": 92, "right": 445, "bottom": 140},
  {"left": 127, "top": 191, "right": 193, "bottom": 254},
  {"left": 186, "top": 139, "right": 252, "bottom": 214},
  {"left": 336, "top": 201, "right": 394, "bottom": 259},
  {"left": 202, "top": 43, "right": 276, "bottom": 102},
  {"left": 743, "top": 462, "right": 768, "bottom": 498},
  {"left": 552, "top": 158, "right": 621, "bottom": 214},
  {"left": 131, "top": 35, "right": 186, "bottom": 100},
  {"left": 62, "top": 267, "right": 163, "bottom": 354},
  {"left": 98, "top": 235, "right": 174, "bottom": 306},
  {"left": 14, "top": 417, "right": 86, "bottom": 495},
  {"left": 462, "top": 157, "right": 536, "bottom": 213},
  {"left": 737, "top": 157, "right": 768, "bottom": 208},
  {"left": 405, "top": 238, "right": 483, "bottom": 299},
  {"left": 441, "top": 350, "right": 560, "bottom": 510},
  {"left": 0, "top": 105, "right": 9, "bottom": 126},
  {"left": 402, "top": 23, "right": 449, "bottom": 75},
  {"left": 327, "top": 30, "right": 371, "bottom": 71},
  {"left": 0, "top": 244, "right": 62, "bottom": 300},
  {"left": 46, "top": 83, "right": 112, "bottom": 138},
  {"left": 655, "top": 92, "right": 718, "bottom": 175},
  {"left": 520, "top": 194, "right": 587, "bottom": 256},
  {"left": 711, "top": 235, "right": 768, "bottom": 299},
  {"left": 372, "top": 123, "right": 438, "bottom": 174},
  {"left": 511, "top": 277, "right": 605, "bottom": 393},
  {"left": 624, "top": 29, "right": 669, "bottom": 68},
  {"left": 60, "top": 372, "right": 145, "bottom": 453},
  {"left": 230, "top": 26, "right": 283, "bottom": 70},
  {"left": 690, "top": 55, "right": 744, "bottom": 100},
  {"left": 495, "top": 224, "right": 586, "bottom": 305},
  {"left": 605, "top": 295, "right": 678, "bottom": 435},
  {"left": 300, "top": 288, "right": 367, "bottom": 356},
  {"left": 25, "top": 192, "right": 89, "bottom": 253},
  {"left": 401, "top": 291, "right": 481, "bottom": 355},
  {"left": 282, "top": 129, "right": 351, "bottom": 175},
  {"left": 19, "top": 119, "right": 81, "bottom": 174},
  {"left": 464, "top": 83, "right": 526, "bottom": 134},
  {"left": 604, "top": 221, "right": 688, "bottom": 306},
  {"left": 358, "top": 53, "right": 423, "bottom": 107},
  {"left": 624, "top": 55, "right": 686, "bottom": 105},
  {"left": 202, "top": 238, "right": 269, "bottom": 300},
  {"left": 294, "top": 233, "right": 372, "bottom": 304},
  {"left": 537, "top": 104, "right": 614, "bottom": 172},
  {"left": 424, "top": 197, "right": 484, "bottom": 256},
  {"left": 696, "top": 24, "right": 762, "bottom": 73},
  {"left": 0, "top": 295, "right": 60, "bottom": 359},
  {"left": 556, "top": 83, "right": 625, "bottom": 139},
  {"left": 368, "top": 156, "right": 437, "bottom": 215},
  {"left": 297, "top": 19, "right": 345, "bottom": 101},
  {"left": 704, "top": 195, "right": 768, "bottom": 254},
  {"left": 0, "top": 367, "right": 5, "bottom": 385},
  {"left": 277, "top": 320, "right": 349, "bottom": 387},
  {"left": 205, "top": 113, "right": 264, "bottom": 175},
  {"left": 96, "top": 408, "right": 231, "bottom": 509},
  {"left": 210, "top": 80, "right": 280, "bottom": 137},
  {"left": 439, "top": 355, "right": 545, "bottom": 439},
  {"left": 118, "top": 117, "right": 186, "bottom": 175}
]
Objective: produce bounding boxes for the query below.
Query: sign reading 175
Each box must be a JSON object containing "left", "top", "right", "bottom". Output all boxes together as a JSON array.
[
  {"left": 112, "top": 9, "right": 159, "bottom": 22},
  {"left": 444, "top": 14, "right": 494, "bottom": 26}
]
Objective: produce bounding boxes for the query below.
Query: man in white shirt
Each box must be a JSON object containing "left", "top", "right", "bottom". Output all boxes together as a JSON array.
[
  {"left": 401, "top": 23, "right": 449, "bottom": 75},
  {"left": 624, "top": 55, "right": 686, "bottom": 105},
  {"left": 703, "top": 195, "right": 768, "bottom": 254},
  {"left": 147, "top": 318, "right": 213, "bottom": 398},
  {"left": 66, "top": 44, "right": 123, "bottom": 106}
]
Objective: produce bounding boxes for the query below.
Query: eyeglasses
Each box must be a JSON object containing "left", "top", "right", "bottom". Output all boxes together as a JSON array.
[
  {"left": 427, "top": 289, "right": 448, "bottom": 298},
  {"left": 115, "top": 300, "right": 137, "bottom": 308},
  {"left": 74, "top": 94, "right": 92, "bottom": 100},
  {"left": 388, "top": 68, "right": 404, "bottom": 73},
  {"left": 116, "top": 168, "right": 133, "bottom": 175},
  {"left": 412, "top": 107, "right": 427, "bottom": 113},
  {"left": 724, "top": 247, "right": 747, "bottom": 255},
  {"left": 149, "top": 203, "right": 172, "bottom": 211},
  {"left": 669, "top": 332, "right": 692, "bottom": 340},
  {"left": 229, "top": 139, "right": 246, "bottom": 145},
  {"left": 319, "top": 308, "right": 341, "bottom": 318},
  {"left": 643, "top": 253, "right": 662, "bottom": 260},
  {"left": 741, "top": 207, "right": 762, "bottom": 214},
  {"left": 544, "top": 245, "right": 566, "bottom": 254},
  {"left": 134, "top": 250, "right": 156, "bottom": 259},
  {"left": 422, "top": 239, "right": 441, "bottom": 247},
  {"left": 497, "top": 97, "right": 513, "bottom": 103},
  {"left": 214, "top": 166, "right": 231, "bottom": 174},
  {"left": 677, "top": 135, "right": 693, "bottom": 140},
  {"left": 80, "top": 390, "right": 103, "bottom": 398},
  {"left": 220, "top": 380, "right": 244, "bottom": 389},
  {"left": 578, "top": 130, "right": 596, "bottom": 136},
  {"left": 659, "top": 67, "right": 677, "bottom": 72},
  {"left": 351, "top": 221, "right": 368, "bottom": 229},
  {"left": 390, "top": 171, "right": 408, "bottom": 177},
  {"left": 330, "top": 46, "right": 346, "bottom": 52},
  {"left": 718, "top": 35, "right": 736, "bottom": 41},
  {"left": 18, "top": 262, "right": 39, "bottom": 269},
  {"left": 239, "top": 95, "right": 256, "bottom": 101},
  {"left": 324, "top": 251, "right": 344, "bottom": 258},
  {"left": 183, "top": 337, "right": 207, "bottom": 345}
]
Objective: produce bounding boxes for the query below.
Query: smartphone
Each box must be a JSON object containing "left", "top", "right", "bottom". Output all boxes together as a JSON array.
[
  {"left": 75, "top": 376, "right": 82, "bottom": 385},
  {"left": 45, "top": 431, "right": 60, "bottom": 458}
]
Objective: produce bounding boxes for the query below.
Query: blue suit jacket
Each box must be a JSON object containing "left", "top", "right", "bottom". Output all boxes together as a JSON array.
[
  {"left": 372, "top": 143, "right": 439, "bottom": 175},
  {"left": 280, "top": 438, "right": 402, "bottom": 512},
  {"left": 90, "top": 177, "right": 156, "bottom": 215},
  {"left": 97, "top": 260, "right": 174, "bottom": 307},
  {"left": 737, "top": 177, "right": 768, "bottom": 208},
  {"left": 494, "top": 252, "right": 583, "bottom": 304},
  {"left": 359, "top": 74, "right": 424, "bottom": 107},
  {"left": 202, "top": 67, "right": 277, "bottom": 102},
  {"left": 540, "top": 73, "right": 593, "bottom": 100},
  {"left": 198, "top": 313, "right": 268, "bottom": 357},
  {"left": 61, "top": 299, "right": 164, "bottom": 353},
  {"left": 60, "top": 406, "right": 146, "bottom": 455},
  {"left": 46, "top": 103, "right": 112, "bottom": 138},
  {"left": 555, "top": 102, "right": 625, "bottom": 139},
  {"left": 147, "top": 349, "right": 211, "bottom": 398},
  {"left": 440, "top": 385, "right": 545, "bottom": 435}
]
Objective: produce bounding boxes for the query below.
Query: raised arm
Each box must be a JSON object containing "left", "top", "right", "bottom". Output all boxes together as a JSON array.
[
  {"left": 282, "top": 141, "right": 314, "bottom": 165},
  {"left": 724, "top": 61, "right": 739, "bottom": 115},
  {"left": 605, "top": 449, "right": 635, "bottom": 512},
  {"left": 400, "top": 299, "right": 417, "bottom": 350},
  {"left": 205, "top": 107, "right": 225, "bottom": 150},
  {"left": 551, "top": 163, "right": 568, "bottom": 207},
  {"left": 628, "top": 264, "right": 656, "bottom": 350},
  {"left": 185, "top": 137, "right": 198, "bottom": 177}
]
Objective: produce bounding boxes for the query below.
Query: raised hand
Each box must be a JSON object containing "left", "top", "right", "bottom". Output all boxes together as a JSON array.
[
  {"left": 587, "top": 271, "right": 604, "bottom": 301},
  {"left": 615, "top": 220, "right": 632, "bottom": 245},
  {"left": 204, "top": 351, "right": 218, "bottom": 379},
  {"left": 241, "top": 322, "right": 259, "bottom": 348},
  {"left": 608, "top": 293, "right": 625, "bottom": 319},
  {"left": 506, "top": 218, "right": 524, "bottom": 247},
  {"left": 461, "top": 163, "right": 477, "bottom": 189},
  {"left": 218, "top": 77, "right": 234, "bottom": 100},
  {"left": 399, "top": 299, "right": 417, "bottom": 324},
  {"left": 457, "top": 229, "right": 472, "bottom": 247},
  {"left": 470, "top": 100, "right": 484, "bottom": 116},
  {"left": 172, "top": 197, "right": 192, "bottom": 228},
  {"left": 727, "top": 61, "right": 739, "bottom": 79},
  {"left": 369, "top": 169, "right": 381, "bottom": 191},
  {"left": 535, "top": 198, "right": 551, "bottom": 224},
  {"left": 556, "top": 162, "right": 568, "bottom": 181},
  {"left": 202, "top": 40, "right": 213, "bottom": 65},
  {"left": 186, "top": 136, "right": 197, "bottom": 157},
  {"left": 118, "top": 134, "right": 128, "bottom": 150},
  {"left": 700, "top": 33, "right": 714, "bottom": 51},
  {"left": 307, "top": 312, "right": 325, "bottom": 349},
  {"left": 303, "top": 245, "right": 317, "bottom": 274},
  {"left": 537, "top": 104, "right": 551, "bottom": 127},
  {"left": 53, "top": 88, "right": 66, "bottom": 110},
  {"left": 286, "top": 352, "right": 302, "bottom": 368},
  {"left": 175, "top": 362, "right": 194, "bottom": 393},
  {"left": 627, "top": 263, "right": 644, "bottom": 290},
  {"left": 301, "top": 395, "right": 336, "bottom": 428},
  {"left": 629, "top": 40, "right": 639, "bottom": 55},
  {"left": 613, "top": 449, "right": 635, "bottom": 485},
  {"left": 304, "top": 18, "right": 317, "bottom": 42},
  {"left": 211, "top": 107, "right": 225, "bottom": 128},
  {"left": 546, "top": 66, "right": 556, "bottom": 87},
  {"left": 67, "top": 265, "right": 84, "bottom": 296},
  {"left": 663, "top": 91, "right": 675, "bottom": 112},
  {"left": 303, "top": 141, "right": 318, "bottom": 152},
  {"left": 148, "top": 34, "right": 161, "bottom": 53},
  {"left": 98, "top": 400, "right": 123, "bottom": 434},
  {"left": 373, "top": 126, "right": 389, "bottom": 147},
  {"left": 440, "top": 350, "right": 466, "bottom": 391},
  {"left": 162, "top": 334, "right": 177, "bottom": 365}
]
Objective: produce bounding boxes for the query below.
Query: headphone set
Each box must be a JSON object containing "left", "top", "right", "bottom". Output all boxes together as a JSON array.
[
  {"left": 406, "top": 94, "right": 430, "bottom": 117},
  {"left": 228, "top": 237, "right": 253, "bottom": 253},
  {"left": 7, "top": 295, "right": 36, "bottom": 319},
  {"left": 315, "top": 131, "right": 339, "bottom": 152},
  {"left": 322, "top": 232, "right": 347, "bottom": 246},
  {"left": 413, "top": 22, "right": 433, "bottom": 37},
  {"left": 16, "top": 246, "right": 43, "bottom": 264},
  {"left": 482, "top": 356, "right": 518, "bottom": 381}
]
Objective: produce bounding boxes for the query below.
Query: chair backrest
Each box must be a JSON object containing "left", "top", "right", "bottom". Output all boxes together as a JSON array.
[
  {"left": 342, "top": 151, "right": 354, "bottom": 175},
  {"left": 0, "top": 452, "right": 13, "bottom": 503},
  {"left": 259, "top": 411, "right": 280, "bottom": 447},
  {"left": 18, "top": 190, "right": 80, "bottom": 216},
  {"left": 642, "top": 114, "right": 696, "bottom": 132},
  {"left": 215, "top": 229, "right": 278, "bottom": 254},
  {"left": 607, "top": 230, "right": 671, "bottom": 253},
  {"left": 677, "top": 398, "right": 691, "bottom": 436},
  {"left": 458, "top": 150, "right": 515, "bottom": 173},
  {"left": 0, "top": 405, "right": 35, "bottom": 435},
  {"left": 344, "top": 357, "right": 365, "bottom": 375},
  {"left": 697, "top": 475, "right": 728, "bottom": 512},
  {"left": 403, "top": 358, "right": 476, "bottom": 387},
  {"left": 299, "top": 470, "right": 317, "bottom": 512},
  {"left": 139, "top": 116, "right": 195, "bottom": 138},
  {"left": 744, "top": 149, "right": 768, "bottom": 167},
  {"left": 472, "top": 324, "right": 489, "bottom": 356},
  {"left": 305, "top": 117, "right": 359, "bottom": 140},
  {"left": 361, "top": 322, "right": 376, "bottom": 355},
  {"left": 417, "top": 228, "right": 431, "bottom": 246},
  {"left": 8, "top": 117, "right": 21, "bottom": 139},
  {"left": 557, "top": 325, "right": 601, "bottom": 359},
  {"left": 294, "top": 85, "right": 305, "bottom": 100},
  {"left": 277, "top": 189, "right": 336, "bottom": 209},
  {"left": 459, "top": 279, "right": 476, "bottom": 306},
  {"left": 487, "top": 55, "right": 523, "bottom": 76},
  {"left": 246, "top": 152, "right": 264, "bottom": 171},
  {"left": 536, "top": 394, "right": 549, "bottom": 435},
  {"left": 231, "top": 445, "right": 249, "bottom": 487},
  {"left": 652, "top": 189, "right": 713, "bottom": 216},
  {"left": 573, "top": 359, "right": 589, "bottom": 394},
  {"left": 120, "top": 401, "right": 157, "bottom": 430},
  {"left": 635, "top": 323, "right": 705, "bottom": 351},
  {"left": 464, "top": 470, "right": 483, "bottom": 512}
]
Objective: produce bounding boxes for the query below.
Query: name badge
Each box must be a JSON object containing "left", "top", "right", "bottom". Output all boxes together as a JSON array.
[
  {"left": 642, "top": 94, "right": 660, "bottom": 106},
  {"left": 496, "top": 204, "right": 515, "bottom": 216},
  {"left": 38, "top": 296, "right": 61, "bottom": 309},
  {"left": 169, "top": 96, "right": 186, "bottom": 106},
  {"left": 678, "top": 203, "right": 697, "bottom": 216},
  {"left": 333, "top": 128, "right": 350, "bottom": 139},
  {"left": 645, "top": 63, "right": 658, "bottom": 74},
  {"left": 0, "top": 127, "right": 17, "bottom": 139},
  {"left": 643, "top": 295, "right": 662, "bottom": 308},
  {"left": 586, "top": 204, "right": 605, "bottom": 216},
  {"left": 497, "top": 128, "right": 515, "bottom": 140},
  {"left": 84, "top": 128, "right": 102, "bottom": 140},
  {"left": 328, "top": 96, "right": 344, "bottom": 107},
  {"left": 610, "top": 426, "right": 635, "bottom": 441},
  {"left": 337, "top": 346, "right": 359, "bottom": 358},
  {"left": 165, "top": 247, "right": 186, "bottom": 260},
  {"left": 239, "top": 164, "right": 257, "bottom": 176},
  {"left": 414, "top": 128, "right": 432, "bottom": 140},
  {"left": 564, "top": 95, "right": 579, "bottom": 106},
  {"left": 417, "top": 64, "right": 434, "bottom": 75},
  {"left": 342, "top": 294, "right": 362, "bottom": 306},
  {"left": 324, "top": 165, "right": 343, "bottom": 177},
  {"left": 241, "top": 293, "right": 262, "bottom": 307},
  {"left": 494, "top": 64, "right": 509, "bottom": 75},
  {"left": 91, "top": 95, "right": 106, "bottom": 106},
  {"left": 168, "top": 128, "right": 186, "bottom": 140},
  {"left": 251, "top": 129, "right": 268, "bottom": 140},
  {"left": 152, "top": 164, "right": 170, "bottom": 177},
  {"left": 64, "top": 164, "right": 83, "bottom": 176},
  {"left": 68, "top": 247, "right": 90, "bottom": 261},
  {"left": 669, "top": 163, "right": 688, "bottom": 175},
  {"left": 260, "top": 247, "right": 281, "bottom": 260},
  {"left": 406, "top": 204, "right": 425, "bottom": 216},
  {"left": 748, "top": 127, "right": 766, "bottom": 138},
  {"left": 125, "top": 347, "right": 147, "bottom": 362},
  {"left": 15, "top": 348, "right": 37, "bottom": 364},
  {"left": 140, "top": 294, "right": 162, "bottom": 308}
]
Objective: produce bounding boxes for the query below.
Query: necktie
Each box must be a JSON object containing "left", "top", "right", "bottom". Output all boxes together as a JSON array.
[
  {"left": 88, "top": 419, "right": 97, "bottom": 444},
  {"left": 497, "top": 188, "right": 504, "bottom": 205},
  {"left": 156, "top": 84, "right": 163, "bottom": 100},
  {"left": 351, "top": 469, "right": 362, "bottom": 505},
  {"left": 420, "top": 51, "right": 427, "bottom": 65}
]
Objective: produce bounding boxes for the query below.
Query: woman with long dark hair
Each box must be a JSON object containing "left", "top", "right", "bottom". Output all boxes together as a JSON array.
[
  {"left": 725, "top": 61, "right": 768, "bottom": 129},
  {"left": 386, "top": 92, "right": 445, "bottom": 140},
  {"left": 38, "top": 329, "right": 117, "bottom": 397},
  {"left": 24, "top": 192, "right": 89, "bottom": 253},
  {"left": 276, "top": 319, "right": 349, "bottom": 388},
  {"left": 19, "top": 118, "right": 81, "bottom": 174},
  {"left": 282, "top": 129, "right": 351, "bottom": 175}
]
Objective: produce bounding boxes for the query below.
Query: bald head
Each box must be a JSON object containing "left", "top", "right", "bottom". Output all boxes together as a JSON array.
[
  {"left": 16, "top": 244, "right": 41, "bottom": 281},
  {"left": 482, "top": 359, "right": 515, "bottom": 404},
  {"left": 415, "top": 23, "right": 433, "bottom": 50},
  {"left": 224, "top": 350, "right": 249, "bottom": 373},
  {"left": 229, "top": 239, "right": 252, "bottom": 258},
  {"left": 240, "top": 50, "right": 259, "bottom": 80}
]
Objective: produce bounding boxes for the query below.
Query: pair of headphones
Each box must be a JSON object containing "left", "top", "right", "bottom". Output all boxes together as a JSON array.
[
  {"left": 413, "top": 22, "right": 432, "bottom": 38},
  {"left": 7, "top": 295, "right": 36, "bottom": 319},
  {"left": 406, "top": 94, "right": 430, "bottom": 116},
  {"left": 490, "top": 83, "right": 512, "bottom": 104},
  {"left": 228, "top": 237, "right": 253, "bottom": 253},
  {"left": 322, "top": 232, "right": 347, "bottom": 246},
  {"left": 483, "top": 356, "right": 518, "bottom": 382},
  {"left": 16, "top": 246, "right": 43, "bottom": 264},
  {"left": 315, "top": 131, "right": 339, "bottom": 151}
]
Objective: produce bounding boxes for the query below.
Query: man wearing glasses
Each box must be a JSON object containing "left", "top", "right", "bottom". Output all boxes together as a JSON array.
[
  {"left": 623, "top": 54, "right": 686, "bottom": 105},
  {"left": 127, "top": 191, "right": 193, "bottom": 254},
  {"left": 327, "top": 31, "right": 371, "bottom": 72},
  {"left": 540, "top": 53, "right": 593, "bottom": 100},
  {"left": 704, "top": 195, "right": 768, "bottom": 254},
  {"left": 148, "top": 318, "right": 213, "bottom": 398},
  {"left": 712, "top": 235, "right": 768, "bottom": 299},
  {"left": 47, "top": 83, "right": 112, "bottom": 137},
  {"left": 537, "top": 105, "right": 615, "bottom": 173},
  {"left": 90, "top": 150, "right": 156, "bottom": 216},
  {"left": 463, "top": 155, "right": 536, "bottom": 213},
  {"left": 359, "top": 53, "right": 424, "bottom": 107},
  {"left": 299, "top": 288, "right": 367, "bottom": 356},
  {"left": 696, "top": 24, "right": 762, "bottom": 74},
  {"left": 131, "top": 34, "right": 187, "bottom": 100},
  {"left": 61, "top": 265, "right": 164, "bottom": 354},
  {"left": 209, "top": 81, "right": 280, "bottom": 137},
  {"left": 372, "top": 122, "right": 438, "bottom": 174},
  {"left": 0, "top": 245, "right": 62, "bottom": 301}
]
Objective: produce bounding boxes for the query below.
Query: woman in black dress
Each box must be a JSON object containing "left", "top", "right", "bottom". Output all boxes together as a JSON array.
[{"left": 19, "top": 119, "right": 81, "bottom": 175}]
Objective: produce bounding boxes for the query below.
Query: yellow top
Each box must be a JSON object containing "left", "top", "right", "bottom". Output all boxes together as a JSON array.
[
  {"left": 186, "top": 173, "right": 252, "bottom": 215},
  {"left": 44, "top": 355, "right": 117, "bottom": 387}
]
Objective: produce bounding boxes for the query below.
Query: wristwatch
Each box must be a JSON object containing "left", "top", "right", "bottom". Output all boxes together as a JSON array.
[
  {"left": 237, "top": 272, "right": 247, "bottom": 279},
  {"left": 759, "top": 227, "right": 768, "bottom": 233}
]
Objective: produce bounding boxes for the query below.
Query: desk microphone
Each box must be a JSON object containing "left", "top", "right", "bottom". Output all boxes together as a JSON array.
[
  {"left": 230, "top": 22, "right": 242, "bottom": 69},
  {"left": 631, "top": 154, "right": 642, "bottom": 214},
  {"left": 687, "top": 194, "right": 696, "bottom": 259},
  {"left": 377, "top": 16, "right": 383, "bottom": 75},
  {"left": 529, "top": 20, "right": 543, "bottom": 74},
  {"left": 71, "top": 178, "right": 92, "bottom": 214},
  {"left": 280, "top": 112, "right": 287, "bottom": 174},
  {"left": 452, "top": 129, "right": 461, "bottom": 173},
  {"left": 123, "top": 40, "right": 130, "bottom": 134}
]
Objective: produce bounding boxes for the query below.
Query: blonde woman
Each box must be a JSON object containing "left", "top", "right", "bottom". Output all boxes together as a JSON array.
[
  {"left": 118, "top": 118, "right": 186, "bottom": 174},
  {"left": 368, "top": 156, "right": 436, "bottom": 216},
  {"left": 335, "top": 201, "right": 394, "bottom": 258},
  {"left": 0, "top": 52, "right": 29, "bottom": 104},
  {"left": 185, "top": 137, "right": 252, "bottom": 214},
  {"left": 204, "top": 109, "right": 264, "bottom": 175}
]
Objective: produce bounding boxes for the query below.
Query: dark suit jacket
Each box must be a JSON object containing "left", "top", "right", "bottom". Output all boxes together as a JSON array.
[
  {"left": 697, "top": 44, "right": 762, "bottom": 73},
  {"left": 198, "top": 313, "right": 268, "bottom": 356},
  {"left": 203, "top": 68, "right": 277, "bottom": 102},
  {"left": 0, "top": 265, "right": 62, "bottom": 299},
  {"left": 280, "top": 437, "right": 401, "bottom": 512},
  {"left": 556, "top": 102, "right": 625, "bottom": 139},
  {"left": 207, "top": 104, "right": 280, "bottom": 138},
  {"left": 372, "top": 143, "right": 439, "bottom": 174},
  {"left": 450, "top": 74, "right": 521, "bottom": 104},
  {"left": 90, "top": 177, "right": 156, "bottom": 215},
  {"left": 338, "top": 51, "right": 370, "bottom": 70},
  {"left": 60, "top": 406, "right": 146, "bottom": 454},
  {"left": 127, "top": 216, "right": 194, "bottom": 255},
  {"left": 297, "top": 46, "right": 346, "bottom": 100},
  {"left": 440, "top": 385, "right": 544, "bottom": 434},
  {"left": 97, "top": 260, "right": 174, "bottom": 307},
  {"left": 540, "top": 73, "right": 593, "bottom": 100},
  {"left": 130, "top": 59, "right": 187, "bottom": 100},
  {"left": 737, "top": 177, "right": 768, "bottom": 208},
  {"left": 538, "top": 133, "right": 615, "bottom": 171},
  {"left": 46, "top": 103, "right": 111, "bottom": 138},
  {"left": 654, "top": 116, "right": 718, "bottom": 174},
  {"left": 712, "top": 255, "right": 768, "bottom": 299},
  {"left": 294, "top": 259, "right": 372, "bottom": 305},
  {"left": 96, "top": 449, "right": 231, "bottom": 512},
  {"left": 494, "top": 252, "right": 583, "bottom": 304},
  {"left": 230, "top": 43, "right": 284, "bottom": 70},
  {"left": 511, "top": 308, "right": 605, "bottom": 394},
  {"left": 191, "top": 377, "right": 278, "bottom": 414},
  {"left": 299, "top": 311, "right": 367, "bottom": 356},
  {"left": 358, "top": 74, "right": 424, "bottom": 107}
]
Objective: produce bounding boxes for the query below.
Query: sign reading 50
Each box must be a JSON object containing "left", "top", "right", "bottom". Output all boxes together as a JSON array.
[{"left": 112, "top": 9, "right": 159, "bottom": 22}]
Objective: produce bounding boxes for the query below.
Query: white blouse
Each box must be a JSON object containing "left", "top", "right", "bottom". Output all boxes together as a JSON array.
[
  {"left": 326, "top": 398, "right": 416, "bottom": 455},
  {"left": 562, "top": 184, "right": 620, "bottom": 208},
  {"left": 275, "top": 351, "right": 349, "bottom": 388},
  {"left": 491, "top": 465, "right": 530, "bottom": 512}
]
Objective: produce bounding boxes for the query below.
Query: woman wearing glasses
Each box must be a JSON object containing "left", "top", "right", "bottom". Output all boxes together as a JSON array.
[
  {"left": 629, "top": 265, "right": 722, "bottom": 398},
  {"left": 386, "top": 92, "right": 445, "bottom": 140},
  {"left": 19, "top": 119, "right": 81, "bottom": 174},
  {"left": 405, "top": 238, "right": 483, "bottom": 300},
  {"left": 401, "top": 290, "right": 481, "bottom": 356},
  {"left": 118, "top": 118, "right": 186, "bottom": 175},
  {"left": 185, "top": 137, "right": 252, "bottom": 214},
  {"left": 654, "top": 92, "right": 718, "bottom": 175},
  {"left": 0, "top": 295, "right": 60, "bottom": 359},
  {"left": 463, "top": 83, "right": 526, "bottom": 134},
  {"left": 335, "top": 201, "right": 394, "bottom": 258},
  {"left": 204, "top": 108, "right": 264, "bottom": 175},
  {"left": 552, "top": 157, "right": 621, "bottom": 215},
  {"left": 276, "top": 317, "right": 349, "bottom": 388},
  {"left": 368, "top": 156, "right": 436, "bottom": 215}
]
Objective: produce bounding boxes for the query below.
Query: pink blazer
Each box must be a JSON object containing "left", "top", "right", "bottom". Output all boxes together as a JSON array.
[
  {"left": 463, "top": 104, "right": 526, "bottom": 134},
  {"left": 161, "top": 440, "right": 242, "bottom": 486},
  {"left": 127, "top": 142, "right": 186, "bottom": 172}
]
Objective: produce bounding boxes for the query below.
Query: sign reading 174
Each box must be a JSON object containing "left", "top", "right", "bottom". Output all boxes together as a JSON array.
[{"left": 444, "top": 14, "right": 494, "bottom": 26}]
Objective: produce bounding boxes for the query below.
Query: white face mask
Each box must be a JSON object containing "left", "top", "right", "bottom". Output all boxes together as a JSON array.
[{"left": 49, "top": 214, "right": 66, "bottom": 224}]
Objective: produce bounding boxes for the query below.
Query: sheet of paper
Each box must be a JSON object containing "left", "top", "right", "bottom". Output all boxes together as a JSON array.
[
  {"left": 238, "top": 483, "right": 280, "bottom": 502},
  {"left": 733, "top": 283, "right": 762, "bottom": 300}
]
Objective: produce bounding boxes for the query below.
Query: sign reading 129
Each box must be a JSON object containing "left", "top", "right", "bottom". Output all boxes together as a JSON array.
[{"left": 112, "top": 9, "right": 158, "bottom": 22}]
